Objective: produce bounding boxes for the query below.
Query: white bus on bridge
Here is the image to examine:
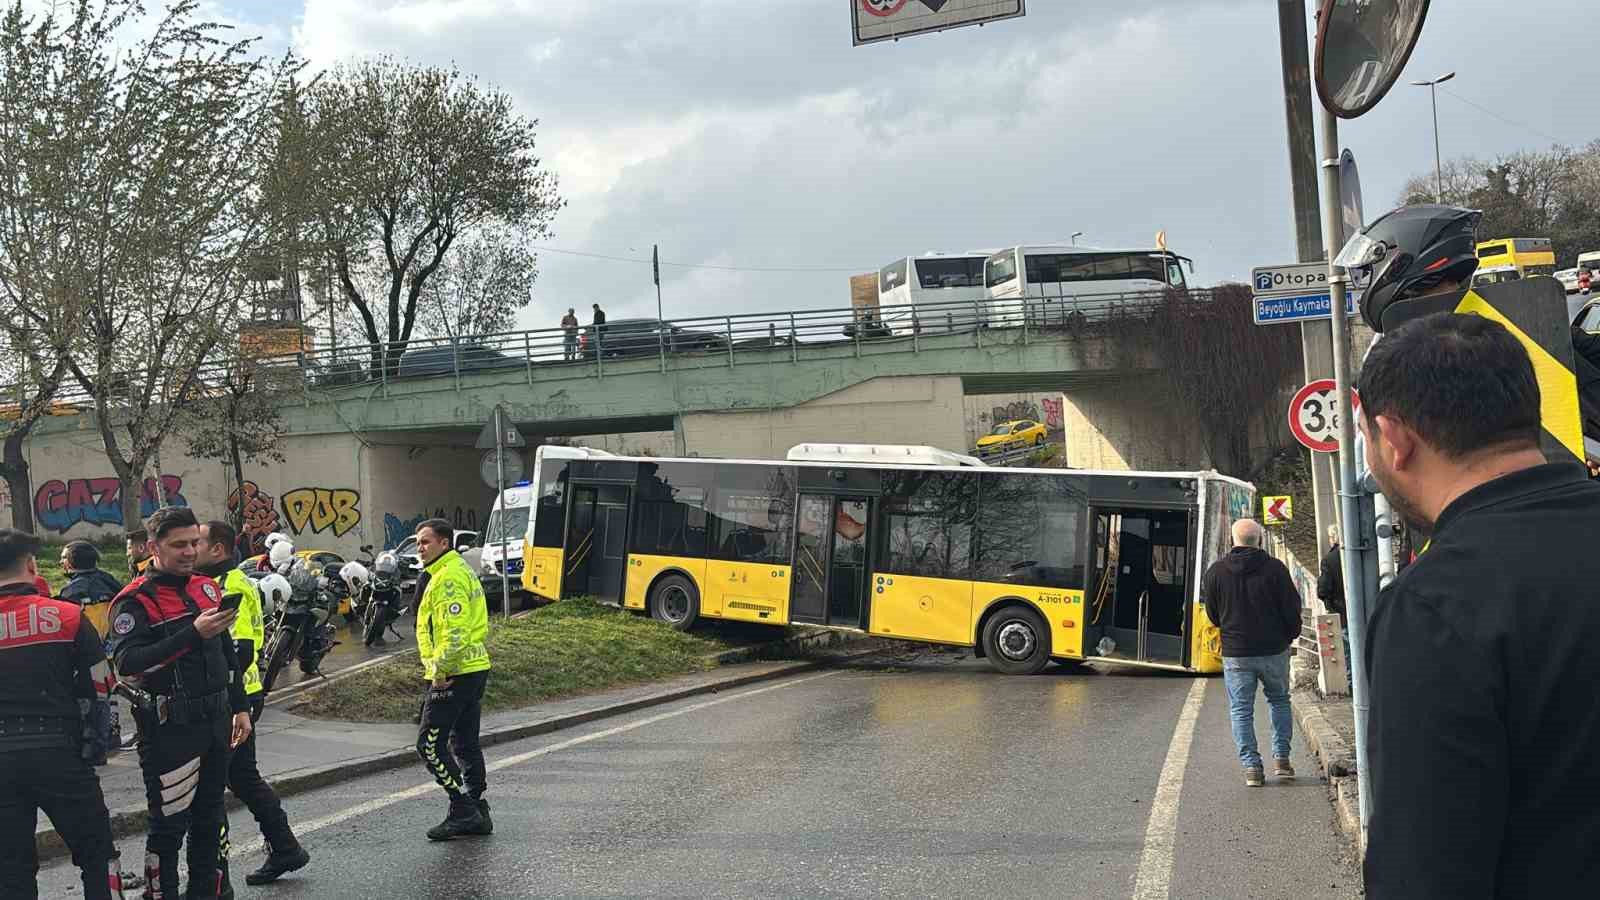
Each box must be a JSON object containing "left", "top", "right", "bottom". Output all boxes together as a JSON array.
[
  {"left": 875, "top": 251, "right": 995, "bottom": 334},
  {"left": 983, "top": 244, "right": 1193, "bottom": 327}
]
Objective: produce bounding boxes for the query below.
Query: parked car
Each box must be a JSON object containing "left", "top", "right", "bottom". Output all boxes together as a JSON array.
[
  {"left": 578, "top": 318, "right": 728, "bottom": 360},
  {"left": 1557, "top": 267, "right": 1580, "bottom": 294},
  {"left": 396, "top": 343, "right": 523, "bottom": 378},
  {"left": 975, "top": 419, "right": 1048, "bottom": 455}
]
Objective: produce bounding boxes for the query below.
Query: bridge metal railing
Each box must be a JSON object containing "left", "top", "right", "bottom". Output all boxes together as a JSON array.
[{"left": 13, "top": 286, "right": 1212, "bottom": 409}]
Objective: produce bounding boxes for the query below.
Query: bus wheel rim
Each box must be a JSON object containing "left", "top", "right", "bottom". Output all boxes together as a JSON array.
[
  {"left": 661, "top": 585, "right": 690, "bottom": 622},
  {"left": 996, "top": 620, "right": 1037, "bottom": 660}
]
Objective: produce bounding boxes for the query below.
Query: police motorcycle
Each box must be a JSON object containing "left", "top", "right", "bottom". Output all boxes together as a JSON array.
[
  {"left": 258, "top": 545, "right": 339, "bottom": 693},
  {"left": 359, "top": 551, "right": 407, "bottom": 647}
]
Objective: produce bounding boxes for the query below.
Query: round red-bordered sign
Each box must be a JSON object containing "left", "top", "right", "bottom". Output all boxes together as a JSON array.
[
  {"left": 860, "top": 0, "right": 910, "bottom": 17},
  {"left": 1288, "top": 379, "right": 1360, "bottom": 453}
]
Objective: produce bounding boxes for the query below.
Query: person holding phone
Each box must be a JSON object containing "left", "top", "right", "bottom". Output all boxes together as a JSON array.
[{"left": 107, "top": 507, "right": 251, "bottom": 899}]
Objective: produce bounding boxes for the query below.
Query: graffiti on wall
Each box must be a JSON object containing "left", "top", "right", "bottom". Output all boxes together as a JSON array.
[
  {"left": 281, "top": 487, "right": 362, "bottom": 538},
  {"left": 227, "top": 481, "right": 282, "bottom": 550},
  {"left": 382, "top": 506, "right": 481, "bottom": 549},
  {"left": 33, "top": 476, "right": 187, "bottom": 534},
  {"left": 989, "top": 400, "right": 1041, "bottom": 427},
  {"left": 1041, "top": 397, "right": 1064, "bottom": 430}
]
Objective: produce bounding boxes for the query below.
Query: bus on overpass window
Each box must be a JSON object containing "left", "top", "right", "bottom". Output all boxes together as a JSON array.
[
  {"left": 983, "top": 244, "right": 1192, "bottom": 328},
  {"left": 876, "top": 252, "right": 994, "bottom": 334},
  {"left": 521, "top": 443, "right": 1251, "bottom": 676},
  {"left": 1476, "top": 237, "right": 1556, "bottom": 280}
]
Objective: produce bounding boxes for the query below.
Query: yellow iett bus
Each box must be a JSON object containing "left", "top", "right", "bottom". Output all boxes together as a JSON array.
[
  {"left": 522, "top": 444, "right": 1252, "bottom": 676},
  {"left": 1474, "top": 237, "right": 1556, "bottom": 285}
]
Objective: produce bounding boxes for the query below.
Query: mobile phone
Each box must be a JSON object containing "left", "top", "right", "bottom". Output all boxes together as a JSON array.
[{"left": 218, "top": 592, "right": 244, "bottom": 613}]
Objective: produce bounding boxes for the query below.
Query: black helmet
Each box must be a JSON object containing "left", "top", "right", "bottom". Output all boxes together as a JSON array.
[{"left": 1335, "top": 204, "right": 1482, "bottom": 331}]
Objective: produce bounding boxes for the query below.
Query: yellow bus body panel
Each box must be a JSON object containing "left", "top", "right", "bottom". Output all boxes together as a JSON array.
[
  {"left": 971, "top": 584, "right": 1087, "bottom": 660},
  {"left": 624, "top": 554, "right": 708, "bottom": 612},
  {"left": 525, "top": 545, "right": 563, "bottom": 601},
  {"left": 867, "top": 573, "right": 973, "bottom": 644},
  {"left": 703, "top": 560, "right": 791, "bottom": 624},
  {"left": 1189, "top": 602, "right": 1223, "bottom": 674}
]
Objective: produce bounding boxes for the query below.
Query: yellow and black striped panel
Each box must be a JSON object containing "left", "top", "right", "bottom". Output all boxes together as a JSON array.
[{"left": 1377, "top": 278, "right": 1582, "bottom": 464}]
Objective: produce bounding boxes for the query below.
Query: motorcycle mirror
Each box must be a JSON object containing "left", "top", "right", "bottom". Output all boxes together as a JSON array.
[{"left": 1314, "top": 0, "right": 1431, "bottom": 118}]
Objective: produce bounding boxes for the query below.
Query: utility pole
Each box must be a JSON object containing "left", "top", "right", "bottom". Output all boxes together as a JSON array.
[
  {"left": 1278, "top": 0, "right": 1337, "bottom": 551},
  {"left": 1411, "top": 72, "right": 1456, "bottom": 202}
]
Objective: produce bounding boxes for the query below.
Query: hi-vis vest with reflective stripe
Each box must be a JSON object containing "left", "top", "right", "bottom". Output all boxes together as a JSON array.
[{"left": 222, "top": 568, "right": 265, "bottom": 696}]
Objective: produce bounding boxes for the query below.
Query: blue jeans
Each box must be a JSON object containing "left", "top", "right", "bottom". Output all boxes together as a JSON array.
[{"left": 1223, "top": 652, "right": 1292, "bottom": 769}]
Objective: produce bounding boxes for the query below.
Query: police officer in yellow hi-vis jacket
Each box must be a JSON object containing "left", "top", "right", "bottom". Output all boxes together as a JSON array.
[
  {"left": 412, "top": 517, "right": 493, "bottom": 842},
  {"left": 197, "top": 521, "right": 311, "bottom": 888}
]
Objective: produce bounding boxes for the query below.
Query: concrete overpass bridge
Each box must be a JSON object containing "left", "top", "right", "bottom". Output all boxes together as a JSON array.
[{"left": 15, "top": 291, "right": 1291, "bottom": 557}]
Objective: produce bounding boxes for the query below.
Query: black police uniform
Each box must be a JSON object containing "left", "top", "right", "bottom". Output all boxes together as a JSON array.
[
  {"left": 0, "top": 581, "right": 121, "bottom": 900},
  {"left": 108, "top": 572, "right": 247, "bottom": 900}
]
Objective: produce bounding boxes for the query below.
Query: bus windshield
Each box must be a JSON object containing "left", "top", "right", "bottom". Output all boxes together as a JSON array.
[
  {"left": 914, "top": 257, "right": 984, "bottom": 289},
  {"left": 984, "top": 252, "right": 1017, "bottom": 288}
]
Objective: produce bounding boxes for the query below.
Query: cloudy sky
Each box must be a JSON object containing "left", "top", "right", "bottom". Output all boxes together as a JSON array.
[{"left": 209, "top": 0, "right": 1585, "bottom": 327}]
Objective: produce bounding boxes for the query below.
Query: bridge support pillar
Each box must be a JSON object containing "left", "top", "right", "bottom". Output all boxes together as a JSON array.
[{"left": 1060, "top": 376, "right": 1206, "bottom": 472}]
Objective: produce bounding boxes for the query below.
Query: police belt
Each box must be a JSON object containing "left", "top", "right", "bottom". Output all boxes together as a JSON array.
[
  {"left": 133, "top": 688, "right": 232, "bottom": 726},
  {"left": 0, "top": 715, "right": 76, "bottom": 750}
]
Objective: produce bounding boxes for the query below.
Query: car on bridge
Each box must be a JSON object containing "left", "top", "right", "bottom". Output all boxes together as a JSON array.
[
  {"left": 975, "top": 419, "right": 1047, "bottom": 455},
  {"left": 396, "top": 343, "right": 524, "bottom": 378},
  {"left": 579, "top": 318, "right": 728, "bottom": 360}
]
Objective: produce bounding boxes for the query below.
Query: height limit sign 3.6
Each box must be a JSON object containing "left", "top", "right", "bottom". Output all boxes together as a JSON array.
[{"left": 1289, "top": 379, "right": 1360, "bottom": 453}]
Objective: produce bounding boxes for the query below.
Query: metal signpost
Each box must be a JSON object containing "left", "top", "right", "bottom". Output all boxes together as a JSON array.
[{"left": 476, "top": 406, "right": 526, "bottom": 621}]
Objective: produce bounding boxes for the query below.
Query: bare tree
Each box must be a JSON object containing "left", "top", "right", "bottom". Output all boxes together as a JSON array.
[
  {"left": 0, "top": 0, "right": 296, "bottom": 528},
  {"left": 292, "top": 58, "right": 562, "bottom": 372},
  {"left": 176, "top": 354, "right": 289, "bottom": 529},
  {"left": 416, "top": 227, "right": 539, "bottom": 340}
]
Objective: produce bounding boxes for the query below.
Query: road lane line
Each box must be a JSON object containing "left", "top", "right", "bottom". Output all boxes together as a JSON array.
[
  {"left": 1131, "top": 678, "right": 1207, "bottom": 900},
  {"left": 232, "top": 669, "right": 842, "bottom": 856}
]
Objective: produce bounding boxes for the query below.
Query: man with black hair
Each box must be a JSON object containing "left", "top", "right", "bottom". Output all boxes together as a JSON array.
[
  {"left": 0, "top": 528, "right": 124, "bottom": 899},
  {"left": 108, "top": 507, "right": 250, "bottom": 899},
  {"left": 1358, "top": 312, "right": 1600, "bottom": 899},
  {"left": 125, "top": 529, "right": 152, "bottom": 579},
  {"left": 58, "top": 541, "right": 126, "bottom": 761},
  {"left": 195, "top": 520, "right": 310, "bottom": 889}
]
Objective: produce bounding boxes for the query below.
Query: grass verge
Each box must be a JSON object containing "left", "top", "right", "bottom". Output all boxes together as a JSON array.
[
  {"left": 291, "top": 597, "right": 735, "bottom": 722},
  {"left": 36, "top": 541, "right": 131, "bottom": 594}
]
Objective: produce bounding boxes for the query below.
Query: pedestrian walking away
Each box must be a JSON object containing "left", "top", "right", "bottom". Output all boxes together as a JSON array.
[
  {"left": 1200, "top": 518, "right": 1301, "bottom": 787},
  {"left": 197, "top": 521, "right": 310, "bottom": 890},
  {"left": 591, "top": 302, "right": 607, "bottom": 354},
  {"left": 0, "top": 528, "right": 123, "bottom": 900},
  {"left": 58, "top": 540, "right": 127, "bottom": 762},
  {"left": 561, "top": 307, "right": 579, "bottom": 361},
  {"left": 108, "top": 507, "right": 251, "bottom": 899},
  {"left": 1355, "top": 311, "right": 1600, "bottom": 899},
  {"left": 412, "top": 518, "right": 494, "bottom": 841}
]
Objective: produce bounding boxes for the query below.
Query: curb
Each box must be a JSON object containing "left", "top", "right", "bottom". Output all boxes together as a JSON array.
[
  {"left": 1291, "top": 691, "right": 1364, "bottom": 857},
  {"left": 37, "top": 634, "right": 888, "bottom": 860}
]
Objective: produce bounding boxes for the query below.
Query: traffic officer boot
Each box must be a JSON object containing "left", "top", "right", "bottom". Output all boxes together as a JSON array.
[
  {"left": 425, "top": 795, "right": 489, "bottom": 841},
  {"left": 474, "top": 797, "right": 494, "bottom": 835},
  {"left": 245, "top": 836, "right": 311, "bottom": 885}
]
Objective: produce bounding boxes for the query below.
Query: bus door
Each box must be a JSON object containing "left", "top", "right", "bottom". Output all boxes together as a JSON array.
[
  {"left": 1090, "top": 507, "right": 1192, "bottom": 666},
  {"left": 565, "top": 483, "right": 632, "bottom": 603},
  {"left": 791, "top": 494, "right": 872, "bottom": 629}
]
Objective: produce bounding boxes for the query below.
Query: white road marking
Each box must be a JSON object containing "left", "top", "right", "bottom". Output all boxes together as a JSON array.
[
  {"left": 232, "top": 669, "right": 842, "bottom": 856},
  {"left": 1131, "top": 678, "right": 1208, "bottom": 900}
]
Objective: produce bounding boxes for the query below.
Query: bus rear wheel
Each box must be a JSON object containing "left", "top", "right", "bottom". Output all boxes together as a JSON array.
[
  {"left": 649, "top": 574, "right": 699, "bottom": 631},
  {"left": 981, "top": 605, "right": 1051, "bottom": 675}
]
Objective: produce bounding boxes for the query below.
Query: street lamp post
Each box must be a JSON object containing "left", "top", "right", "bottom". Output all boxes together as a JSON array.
[
  {"left": 1070, "top": 231, "right": 1084, "bottom": 246},
  {"left": 1411, "top": 72, "right": 1456, "bottom": 202}
]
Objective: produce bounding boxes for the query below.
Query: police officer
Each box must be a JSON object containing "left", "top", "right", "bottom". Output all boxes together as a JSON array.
[
  {"left": 412, "top": 518, "right": 493, "bottom": 841},
  {"left": 108, "top": 508, "right": 251, "bottom": 899},
  {"left": 0, "top": 528, "right": 123, "bottom": 899},
  {"left": 195, "top": 521, "right": 310, "bottom": 889}
]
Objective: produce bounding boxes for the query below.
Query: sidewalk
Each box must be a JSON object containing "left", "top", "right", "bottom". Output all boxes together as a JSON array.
[
  {"left": 36, "top": 629, "right": 883, "bottom": 857},
  {"left": 1290, "top": 657, "right": 1363, "bottom": 856}
]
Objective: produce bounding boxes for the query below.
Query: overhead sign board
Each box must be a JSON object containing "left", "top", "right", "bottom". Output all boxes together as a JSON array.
[
  {"left": 1252, "top": 261, "right": 1360, "bottom": 325},
  {"left": 852, "top": 0, "right": 1025, "bottom": 46}
]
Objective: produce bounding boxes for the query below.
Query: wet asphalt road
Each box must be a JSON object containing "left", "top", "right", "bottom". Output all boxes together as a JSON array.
[{"left": 36, "top": 649, "right": 1359, "bottom": 899}]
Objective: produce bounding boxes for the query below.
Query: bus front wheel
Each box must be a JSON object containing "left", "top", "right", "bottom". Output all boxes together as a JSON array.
[
  {"left": 649, "top": 574, "right": 699, "bottom": 631},
  {"left": 981, "top": 605, "right": 1052, "bottom": 675}
]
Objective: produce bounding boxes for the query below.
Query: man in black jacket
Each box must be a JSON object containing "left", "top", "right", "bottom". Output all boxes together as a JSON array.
[
  {"left": 1358, "top": 312, "right": 1600, "bottom": 899},
  {"left": 1315, "top": 526, "right": 1345, "bottom": 621},
  {"left": 1200, "top": 518, "right": 1302, "bottom": 787}
]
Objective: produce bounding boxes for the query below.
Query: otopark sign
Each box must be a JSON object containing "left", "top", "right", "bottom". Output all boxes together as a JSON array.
[{"left": 1289, "top": 378, "right": 1360, "bottom": 453}]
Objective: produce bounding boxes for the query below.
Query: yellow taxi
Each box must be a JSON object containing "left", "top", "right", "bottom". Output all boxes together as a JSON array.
[{"left": 975, "top": 419, "right": 1048, "bottom": 455}]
